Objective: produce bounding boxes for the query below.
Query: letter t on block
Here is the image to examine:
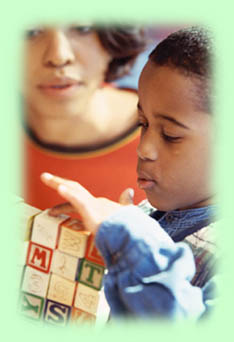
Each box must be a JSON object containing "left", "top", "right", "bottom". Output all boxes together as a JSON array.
[{"left": 78, "top": 259, "right": 104, "bottom": 290}]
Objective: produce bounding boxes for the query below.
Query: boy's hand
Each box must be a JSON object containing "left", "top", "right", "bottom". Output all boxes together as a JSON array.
[
  {"left": 48, "top": 187, "right": 134, "bottom": 217},
  {"left": 40, "top": 172, "right": 124, "bottom": 235},
  {"left": 118, "top": 188, "right": 134, "bottom": 205}
]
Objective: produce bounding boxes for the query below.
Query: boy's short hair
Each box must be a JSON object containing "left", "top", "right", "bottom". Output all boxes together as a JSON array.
[
  {"left": 149, "top": 26, "right": 212, "bottom": 113},
  {"left": 96, "top": 26, "right": 147, "bottom": 82}
]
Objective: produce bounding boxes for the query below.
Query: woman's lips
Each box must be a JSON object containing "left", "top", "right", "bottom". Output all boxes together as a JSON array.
[{"left": 38, "top": 81, "right": 84, "bottom": 98}]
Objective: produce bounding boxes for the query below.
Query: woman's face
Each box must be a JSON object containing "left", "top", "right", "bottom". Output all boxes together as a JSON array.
[{"left": 24, "top": 25, "right": 112, "bottom": 119}]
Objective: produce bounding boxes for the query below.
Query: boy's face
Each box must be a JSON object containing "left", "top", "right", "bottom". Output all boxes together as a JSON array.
[{"left": 137, "top": 62, "right": 213, "bottom": 211}]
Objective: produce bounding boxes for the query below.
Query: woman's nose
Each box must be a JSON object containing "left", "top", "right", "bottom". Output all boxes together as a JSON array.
[
  {"left": 43, "top": 30, "right": 75, "bottom": 68},
  {"left": 137, "top": 134, "right": 158, "bottom": 161}
]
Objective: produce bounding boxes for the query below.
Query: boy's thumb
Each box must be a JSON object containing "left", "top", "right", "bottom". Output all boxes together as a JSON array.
[{"left": 119, "top": 188, "right": 134, "bottom": 205}]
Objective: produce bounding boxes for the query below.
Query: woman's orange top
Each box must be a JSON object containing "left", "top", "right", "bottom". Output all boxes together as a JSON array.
[{"left": 23, "top": 125, "right": 145, "bottom": 210}]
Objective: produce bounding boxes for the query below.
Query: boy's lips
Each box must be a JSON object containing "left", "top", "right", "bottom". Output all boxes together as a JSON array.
[{"left": 137, "top": 170, "right": 157, "bottom": 190}]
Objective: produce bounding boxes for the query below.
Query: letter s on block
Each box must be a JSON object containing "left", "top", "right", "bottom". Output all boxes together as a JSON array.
[{"left": 47, "top": 303, "right": 67, "bottom": 323}]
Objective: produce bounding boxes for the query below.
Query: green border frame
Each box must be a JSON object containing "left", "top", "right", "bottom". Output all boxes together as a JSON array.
[{"left": 1, "top": 0, "right": 233, "bottom": 340}]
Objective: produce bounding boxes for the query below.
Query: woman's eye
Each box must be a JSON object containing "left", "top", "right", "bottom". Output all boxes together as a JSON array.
[
  {"left": 25, "top": 29, "right": 43, "bottom": 39},
  {"left": 71, "top": 25, "right": 93, "bottom": 34}
]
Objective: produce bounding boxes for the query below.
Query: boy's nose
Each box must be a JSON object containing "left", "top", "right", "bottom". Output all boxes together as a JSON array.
[
  {"left": 43, "top": 30, "right": 75, "bottom": 68},
  {"left": 137, "top": 136, "right": 158, "bottom": 161}
]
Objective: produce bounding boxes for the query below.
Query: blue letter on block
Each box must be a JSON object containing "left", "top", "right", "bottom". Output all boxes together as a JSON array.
[{"left": 44, "top": 300, "right": 71, "bottom": 326}]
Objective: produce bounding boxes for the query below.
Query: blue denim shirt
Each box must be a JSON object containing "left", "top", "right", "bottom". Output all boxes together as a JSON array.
[
  {"left": 95, "top": 204, "right": 217, "bottom": 320},
  {"left": 150, "top": 205, "right": 217, "bottom": 241}
]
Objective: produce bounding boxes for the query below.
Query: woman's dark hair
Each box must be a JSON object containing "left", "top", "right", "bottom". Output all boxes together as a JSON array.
[
  {"left": 95, "top": 25, "right": 147, "bottom": 82},
  {"left": 148, "top": 26, "right": 213, "bottom": 113}
]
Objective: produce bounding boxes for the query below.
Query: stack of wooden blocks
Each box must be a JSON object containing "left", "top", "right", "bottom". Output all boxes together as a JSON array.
[{"left": 17, "top": 199, "right": 109, "bottom": 326}]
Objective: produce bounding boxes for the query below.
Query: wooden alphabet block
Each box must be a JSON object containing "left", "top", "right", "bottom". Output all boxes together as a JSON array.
[
  {"left": 21, "top": 266, "right": 50, "bottom": 298},
  {"left": 47, "top": 274, "right": 76, "bottom": 306},
  {"left": 58, "top": 218, "right": 90, "bottom": 258},
  {"left": 31, "top": 209, "right": 68, "bottom": 249},
  {"left": 71, "top": 308, "right": 96, "bottom": 325},
  {"left": 96, "top": 289, "right": 110, "bottom": 324},
  {"left": 74, "top": 283, "right": 100, "bottom": 315},
  {"left": 18, "top": 200, "right": 109, "bottom": 328},
  {"left": 26, "top": 241, "right": 53, "bottom": 274},
  {"left": 43, "top": 299, "right": 71, "bottom": 326},
  {"left": 19, "top": 291, "right": 44, "bottom": 320},
  {"left": 12, "top": 194, "right": 24, "bottom": 205},
  {"left": 51, "top": 250, "right": 80, "bottom": 281},
  {"left": 85, "top": 235, "right": 105, "bottom": 267},
  {"left": 78, "top": 259, "right": 104, "bottom": 291},
  {"left": 17, "top": 202, "right": 41, "bottom": 241},
  {"left": 18, "top": 265, "right": 26, "bottom": 290},
  {"left": 18, "top": 241, "right": 29, "bottom": 266}
]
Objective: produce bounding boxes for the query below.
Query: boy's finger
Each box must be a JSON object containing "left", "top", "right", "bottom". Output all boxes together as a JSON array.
[
  {"left": 48, "top": 202, "right": 75, "bottom": 216},
  {"left": 57, "top": 185, "right": 97, "bottom": 228},
  {"left": 41, "top": 173, "right": 98, "bottom": 232},
  {"left": 58, "top": 185, "right": 88, "bottom": 208},
  {"left": 41, "top": 173, "right": 91, "bottom": 198},
  {"left": 119, "top": 188, "right": 134, "bottom": 205},
  {"left": 41, "top": 172, "right": 74, "bottom": 190}
]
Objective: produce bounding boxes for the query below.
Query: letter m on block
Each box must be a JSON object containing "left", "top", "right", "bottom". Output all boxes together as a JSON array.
[{"left": 27, "top": 241, "right": 53, "bottom": 273}]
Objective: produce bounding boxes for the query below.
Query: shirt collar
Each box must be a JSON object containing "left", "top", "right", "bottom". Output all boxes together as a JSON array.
[{"left": 151, "top": 205, "right": 218, "bottom": 242}]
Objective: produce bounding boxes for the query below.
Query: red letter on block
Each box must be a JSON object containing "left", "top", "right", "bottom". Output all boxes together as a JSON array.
[
  {"left": 85, "top": 236, "right": 105, "bottom": 267},
  {"left": 27, "top": 241, "right": 53, "bottom": 273}
]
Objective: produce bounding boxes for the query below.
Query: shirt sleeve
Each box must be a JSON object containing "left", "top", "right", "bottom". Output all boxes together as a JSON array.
[{"left": 95, "top": 205, "right": 215, "bottom": 320}]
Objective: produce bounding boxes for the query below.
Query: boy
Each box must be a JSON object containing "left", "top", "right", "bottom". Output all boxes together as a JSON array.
[{"left": 41, "top": 26, "right": 217, "bottom": 320}]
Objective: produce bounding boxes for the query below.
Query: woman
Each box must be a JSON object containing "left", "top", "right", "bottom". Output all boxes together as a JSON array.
[{"left": 23, "top": 23, "right": 148, "bottom": 209}]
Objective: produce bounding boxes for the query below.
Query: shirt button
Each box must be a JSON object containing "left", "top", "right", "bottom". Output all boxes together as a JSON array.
[{"left": 166, "top": 214, "right": 174, "bottom": 223}]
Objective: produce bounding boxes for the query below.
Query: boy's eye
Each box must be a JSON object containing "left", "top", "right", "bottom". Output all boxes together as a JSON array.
[{"left": 161, "top": 131, "right": 182, "bottom": 143}]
